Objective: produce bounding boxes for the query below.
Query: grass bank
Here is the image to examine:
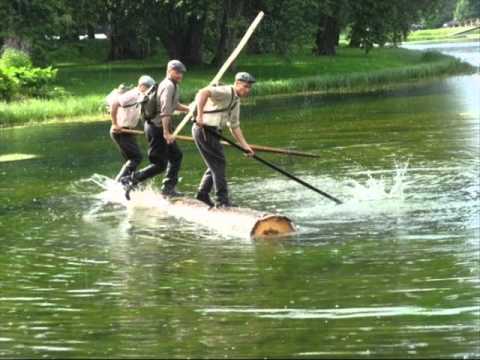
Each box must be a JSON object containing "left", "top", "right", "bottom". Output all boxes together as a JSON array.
[
  {"left": 0, "top": 43, "right": 474, "bottom": 127},
  {"left": 406, "top": 26, "right": 480, "bottom": 43}
]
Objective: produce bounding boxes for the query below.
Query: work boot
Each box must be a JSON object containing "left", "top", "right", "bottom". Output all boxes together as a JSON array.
[
  {"left": 196, "top": 192, "right": 214, "bottom": 208},
  {"left": 214, "top": 201, "right": 237, "bottom": 209},
  {"left": 120, "top": 173, "right": 139, "bottom": 201},
  {"left": 161, "top": 187, "right": 184, "bottom": 198}
]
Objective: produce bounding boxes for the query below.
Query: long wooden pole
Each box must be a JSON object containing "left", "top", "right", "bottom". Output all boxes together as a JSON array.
[
  {"left": 171, "top": 11, "right": 265, "bottom": 138},
  {"left": 119, "top": 128, "right": 321, "bottom": 158},
  {"left": 204, "top": 127, "right": 343, "bottom": 205}
]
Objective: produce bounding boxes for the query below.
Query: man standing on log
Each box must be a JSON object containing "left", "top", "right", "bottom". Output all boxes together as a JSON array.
[
  {"left": 108, "top": 75, "right": 155, "bottom": 182},
  {"left": 192, "top": 72, "right": 256, "bottom": 208},
  {"left": 123, "top": 60, "right": 190, "bottom": 200}
]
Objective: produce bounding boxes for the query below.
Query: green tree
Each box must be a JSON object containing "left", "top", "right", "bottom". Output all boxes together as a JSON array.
[
  {"left": 455, "top": 0, "right": 480, "bottom": 21},
  {"left": 423, "top": 0, "right": 457, "bottom": 28},
  {"left": 0, "top": 0, "right": 65, "bottom": 63}
]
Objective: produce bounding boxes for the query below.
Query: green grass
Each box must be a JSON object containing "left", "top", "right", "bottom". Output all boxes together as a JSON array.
[
  {"left": 0, "top": 42, "right": 474, "bottom": 127},
  {"left": 406, "top": 26, "right": 480, "bottom": 42}
]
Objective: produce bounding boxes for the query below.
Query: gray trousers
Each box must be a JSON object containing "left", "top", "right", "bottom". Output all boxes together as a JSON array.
[
  {"left": 110, "top": 130, "right": 143, "bottom": 181},
  {"left": 192, "top": 124, "right": 229, "bottom": 204}
]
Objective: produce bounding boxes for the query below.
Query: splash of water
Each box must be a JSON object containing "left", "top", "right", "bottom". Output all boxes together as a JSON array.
[
  {"left": 77, "top": 174, "right": 261, "bottom": 241},
  {"left": 343, "top": 162, "right": 409, "bottom": 203}
]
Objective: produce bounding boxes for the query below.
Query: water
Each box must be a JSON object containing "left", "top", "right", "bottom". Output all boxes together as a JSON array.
[{"left": 0, "top": 43, "right": 479, "bottom": 358}]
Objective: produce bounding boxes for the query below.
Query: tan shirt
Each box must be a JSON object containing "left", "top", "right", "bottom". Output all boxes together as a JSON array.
[
  {"left": 107, "top": 88, "right": 142, "bottom": 128},
  {"left": 202, "top": 85, "right": 240, "bottom": 129},
  {"left": 151, "top": 77, "right": 180, "bottom": 127}
]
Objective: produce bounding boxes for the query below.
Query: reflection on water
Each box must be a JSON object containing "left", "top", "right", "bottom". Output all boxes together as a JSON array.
[{"left": 0, "top": 42, "right": 479, "bottom": 358}]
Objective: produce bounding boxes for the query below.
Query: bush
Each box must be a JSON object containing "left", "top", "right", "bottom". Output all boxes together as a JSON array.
[
  {"left": 0, "top": 48, "right": 32, "bottom": 68},
  {"left": 0, "top": 68, "right": 18, "bottom": 101},
  {"left": 3, "top": 66, "right": 58, "bottom": 98},
  {"left": 0, "top": 47, "right": 65, "bottom": 100}
]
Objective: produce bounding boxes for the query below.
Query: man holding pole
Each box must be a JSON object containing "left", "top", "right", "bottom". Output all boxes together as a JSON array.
[
  {"left": 123, "top": 60, "right": 190, "bottom": 199},
  {"left": 192, "top": 72, "right": 256, "bottom": 208}
]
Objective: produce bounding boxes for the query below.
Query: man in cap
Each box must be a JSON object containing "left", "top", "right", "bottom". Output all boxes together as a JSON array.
[
  {"left": 123, "top": 60, "right": 190, "bottom": 199},
  {"left": 108, "top": 75, "right": 155, "bottom": 182},
  {"left": 192, "top": 72, "right": 256, "bottom": 208}
]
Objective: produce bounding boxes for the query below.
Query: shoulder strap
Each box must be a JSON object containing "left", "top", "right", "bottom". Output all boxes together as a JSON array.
[{"left": 204, "top": 86, "right": 237, "bottom": 114}]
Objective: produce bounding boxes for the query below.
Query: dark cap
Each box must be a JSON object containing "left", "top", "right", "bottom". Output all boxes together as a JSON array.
[
  {"left": 167, "top": 60, "right": 187, "bottom": 72},
  {"left": 235, "top": 72, "right": 256, "bottom": 83}
]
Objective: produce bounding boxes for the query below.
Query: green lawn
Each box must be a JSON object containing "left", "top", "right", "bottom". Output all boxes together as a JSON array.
[
  {"left": 0, "top": 41, "right": 474, "bottom": 127},
  {"left": 406, "top": 26, "right": 480, "bottom": 42}
]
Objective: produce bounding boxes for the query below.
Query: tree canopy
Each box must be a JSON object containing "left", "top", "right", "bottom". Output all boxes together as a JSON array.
[{"left": 0, "top": 0, "right": 469, "bottom": 65}]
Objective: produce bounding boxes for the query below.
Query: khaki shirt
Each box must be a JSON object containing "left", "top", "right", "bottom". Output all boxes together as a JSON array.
[
  {"left": 202, "top": 85, "right": 240, "bottom": 129},
  {"left": 106, "top": 88, "right": 142, "bottom": 128},
  {"left": 151, "top": 77, "right": 180, "bottom": 127}
]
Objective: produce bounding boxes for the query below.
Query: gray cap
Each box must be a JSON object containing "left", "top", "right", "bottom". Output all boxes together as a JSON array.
[
  {"left": 138, "top": 75, "right": 156, "bottom": 87},
  {"left": 167, "top": 59, "right": 187, "bottom": 72},
  {"left": 235, "top": 72, "right": 256, "bottom": 83}
]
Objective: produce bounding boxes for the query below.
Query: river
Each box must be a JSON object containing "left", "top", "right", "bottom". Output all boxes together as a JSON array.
[{"left": 0, "top": 42, "right": 479, "bottom": 358}]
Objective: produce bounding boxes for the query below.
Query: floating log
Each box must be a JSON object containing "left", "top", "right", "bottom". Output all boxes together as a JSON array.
[{"left": 167, "top": 197, "right": 296, "bottom": 240}]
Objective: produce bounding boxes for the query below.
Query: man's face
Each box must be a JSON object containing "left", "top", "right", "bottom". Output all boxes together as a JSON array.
[
  {"left": 235, "top": 81, "right": 252, "bottom": 97},
  {"left": 168, "top": 69, "right": 184, "bottom": 83},
  {"left": 138, "top": 84, "right": 149, "bottom": 93}
]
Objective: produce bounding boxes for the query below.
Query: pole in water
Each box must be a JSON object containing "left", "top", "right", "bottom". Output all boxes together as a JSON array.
[{"left": 203, "top": 127, "right": 343, "bottom": 205}]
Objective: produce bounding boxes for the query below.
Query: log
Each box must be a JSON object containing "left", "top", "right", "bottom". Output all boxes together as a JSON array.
[{"left": 166, "top": 197, "right": 296, "bottom": 239}]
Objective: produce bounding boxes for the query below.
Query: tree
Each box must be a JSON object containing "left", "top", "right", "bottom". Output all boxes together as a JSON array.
[
  {"left": 347, "top": 0, "right": 445, "bottom": 52},
  {"left": 0, "top": 0, "right": 65, "bottom": 62},
  {"left": 313, "top": 0, "right": 350, "bottom": 56},
  {"left": 243, "top": 0, "right": 317, "bottom": 56},
  {"left": 455, "top": 0, "right": 480, "bottom": 21},
  {"left": 423, "top": 0, "right": 457, "bottom": 28}
]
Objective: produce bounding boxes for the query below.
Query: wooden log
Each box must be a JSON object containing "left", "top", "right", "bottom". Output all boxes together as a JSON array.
[{"left": 167, "top": 197, "right": 296, "bottom": 240}]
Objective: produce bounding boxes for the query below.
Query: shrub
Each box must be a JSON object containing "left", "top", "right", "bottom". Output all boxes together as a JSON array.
[
  {"left": 0, "top": 68, "right": 18, "bottom": 101},
  {"left": 0, "top": 48, "right": 32, "bottom": 68},
  {"left": 3, "top": 66, "right": 58, "bottom": 98}
]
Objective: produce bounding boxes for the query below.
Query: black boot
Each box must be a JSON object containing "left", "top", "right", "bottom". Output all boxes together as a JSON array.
[
  {"left": 161, "top": 186, "right": 184, "bottom": 198},
  {"left": 196, "top": 192, "right": 214, "bottom": 208},
  {"left": 215, "top": 199, "right": 237, "bottom": 208},
  {"left": 120, "top": 173, "right": 139, "bottom": 201}
]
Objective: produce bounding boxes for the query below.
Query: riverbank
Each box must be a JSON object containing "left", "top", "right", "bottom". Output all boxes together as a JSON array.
[
  {"left": 405, "top": 26, "right": 480, "bottom": 43},
  {"left": 0, "top": 45, "right": 475, "bottom": 128}
]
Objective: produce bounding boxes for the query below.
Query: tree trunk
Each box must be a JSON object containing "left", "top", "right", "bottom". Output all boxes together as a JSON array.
[
  {"left": 87, "top": 25, "right": 95, "bottom": 40},
  {"left": 211, "top": 0, "right": 243, "bottom": 66},
  {"left": 349, "top": 23, "right": 362, "bottom": 48},
  {"left": 181, "top": 13, "right": 206, "bottom": 65},
  {"left": 314, "top": 14, "right": 339, "bottom": 56}
]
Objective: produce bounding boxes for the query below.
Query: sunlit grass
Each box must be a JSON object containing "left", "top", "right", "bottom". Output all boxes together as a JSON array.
[
  {"left": 406, "top": 26, "right": 480, "bottom": 42},
  {"left": 0, "top": 46, "right": 474, "bottom": 127},
  {"left": 0, "top": 153, "right": 39, "bottom": 162}
]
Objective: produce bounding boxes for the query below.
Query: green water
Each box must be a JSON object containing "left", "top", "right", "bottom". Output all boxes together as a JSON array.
[{"left": 1, "top": 54, "right": 479, "bottom": 357}]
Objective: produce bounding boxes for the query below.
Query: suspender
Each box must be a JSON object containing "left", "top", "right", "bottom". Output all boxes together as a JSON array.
[{"left": 204, "top": 87, "right": 238, "bottom": 116}]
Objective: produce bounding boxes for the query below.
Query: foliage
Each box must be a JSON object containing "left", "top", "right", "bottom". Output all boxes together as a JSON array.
[
  {"left": 0, "top": 48, "right": 33, "bottom": 68},
  {"left": 0, "top": 67, "right": 17, "bottom": 101},
  {"left": 455, "top": 0, "right": 480, "bottom": 20},
  {"left": 423, "top": 0, "right": 458, "bottom": 28},
  {"left": 0, "top": 48, "right": 62, "bottom": 100}
]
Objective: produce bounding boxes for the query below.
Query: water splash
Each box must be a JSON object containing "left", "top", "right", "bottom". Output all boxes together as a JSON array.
[
  {"left": 343, "top": 162, "right": 409, "bottom": 203},
  {"left": 76, "top": 174, "right": 262, "bottom": 241}
]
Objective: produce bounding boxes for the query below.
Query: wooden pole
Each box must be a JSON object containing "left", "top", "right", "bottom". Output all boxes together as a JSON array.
[
  {"left": 204, "top": 127, "right": 343, "bottom": 205},
  {"left": 119, "top": 128, "right": 321, "bottom": 158},
  {"left": 171, "top": 11, "right": 265, "bottom": 138}
]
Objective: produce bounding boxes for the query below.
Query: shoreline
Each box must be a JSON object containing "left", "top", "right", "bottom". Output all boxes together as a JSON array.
[
  {"left": 0, "top": 49, "right": 475, "bottom": 129},
  {"left": 2, "top": 71, "right": 475, "bottom": 131}
]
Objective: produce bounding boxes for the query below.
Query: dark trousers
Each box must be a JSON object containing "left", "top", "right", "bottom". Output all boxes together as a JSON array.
[
  {"left": 192, "top": 124, "right": 229, "bottom": 204},
  {"left": 110, "top": 130, "right": 143, "bottom": 181},
  {"left": 135, "top": 122, "right": 183, "bottom": 190}
]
